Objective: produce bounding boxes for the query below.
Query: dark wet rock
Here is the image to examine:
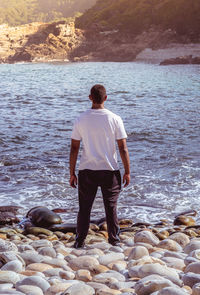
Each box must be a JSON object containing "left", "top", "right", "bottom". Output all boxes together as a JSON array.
[
  {"left": 120, "top": 222, "right": 151, "bottom": 233},
  {"left": 175, "top": 210, "right": 197, "bottom": 218},
  {"left": 89, "top": 224, "right": 99, "bottom": 232},
  {"left": 174, "top": 215, "right": 195, "bottom": 226},
  {"left": 26, "top": 206, "right": 62, "bottom": 228},
  {"left": 0, "top": 212, "right": 20, "bottom": 225},
  {"left": 52, "top": 208, "right": 71, "bottom": 213},
  {"left": 91, "top": 217, "right": 106, "bottom": 225},
  {"left": 185, "top": 225, "right": 200, "bottom": 230},
  {"left": 0, "top": 206, "right": 22, "bottom": 225},
  {"left": 0, "top": 226, "right": 17, "bottom": 234},
  {"left": 49, "top": 223, "right": 76, "bottom": 234},
  {"left": 160, "top": 55, "right": 200, "bottom": 65},
  {"left": 24, "top": 227, "right": 53, "bottom": 236},
  {"left": 0, "top": 206, "right": 22, "bottom": 213},
  {"left": 119, "top": 219, "right": 134, "bottom": 226}
]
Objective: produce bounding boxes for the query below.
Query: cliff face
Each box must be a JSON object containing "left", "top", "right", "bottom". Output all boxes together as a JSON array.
[
  {"left": 0, "top": 21, "right": 85, "bottom": 63},
  {"left": 0, "top": 21, "right": 182, "bottom": 63}
]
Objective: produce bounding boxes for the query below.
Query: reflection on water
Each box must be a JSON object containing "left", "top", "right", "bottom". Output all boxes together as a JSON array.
[{"left": 0, "top": 62, "right": 200, "bottom": 223}]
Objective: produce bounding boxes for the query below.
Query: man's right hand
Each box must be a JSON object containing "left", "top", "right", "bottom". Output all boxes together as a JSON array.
[
  {"left": 70, "top": 174, "right": 77, "bottom": 188},
  {"left": 123, "top": 173, "right": 130, "bottom": 187}
]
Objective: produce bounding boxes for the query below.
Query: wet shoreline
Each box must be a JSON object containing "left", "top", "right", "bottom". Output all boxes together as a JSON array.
[{"left": 1, "top": 206, "right": 200, "bottom": 294}]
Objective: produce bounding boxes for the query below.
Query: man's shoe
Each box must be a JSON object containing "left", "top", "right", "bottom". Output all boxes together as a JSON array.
[{"left": 73, "top": 240, "right": 85, "bottom": 249}]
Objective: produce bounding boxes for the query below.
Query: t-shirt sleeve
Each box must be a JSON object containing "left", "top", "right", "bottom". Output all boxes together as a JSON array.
[
  {"left": 71, "top": 119, "right": 82, "bottom": 140},
  {"left": 115, "top": 117, "right": 127, "bottom": 140}
]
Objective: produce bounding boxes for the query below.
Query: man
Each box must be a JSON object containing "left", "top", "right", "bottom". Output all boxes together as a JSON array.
[{"left": 69, "top": 84, "right": 130, "bottom": 248}]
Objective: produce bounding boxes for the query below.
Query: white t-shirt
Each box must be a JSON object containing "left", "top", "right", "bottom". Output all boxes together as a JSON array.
[{"left": 71, "top": 108, "right": 127, "bottom": 171}]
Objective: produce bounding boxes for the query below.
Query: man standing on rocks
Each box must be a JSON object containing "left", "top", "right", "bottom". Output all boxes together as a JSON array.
[{"left": 69, "top": 84, "right": 130, "bottom": 248}]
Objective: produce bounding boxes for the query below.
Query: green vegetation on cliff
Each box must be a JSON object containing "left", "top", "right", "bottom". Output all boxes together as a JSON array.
[
  {"left": 76, "top": 0, "right": 200, "bottom": 39},
  {"left": 0, "top": 0, "right": 96, "bottom": 26}
]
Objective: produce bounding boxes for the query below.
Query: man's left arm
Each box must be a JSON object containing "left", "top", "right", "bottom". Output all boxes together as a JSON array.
[
  {"left": 69, "top": 139, "right": 80, "bottom": 188},
  {"left": 117, "top": 138, "right": 130, "bottom": 187}
]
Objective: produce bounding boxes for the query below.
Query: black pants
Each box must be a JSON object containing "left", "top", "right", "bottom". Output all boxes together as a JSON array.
[{"left": 76, "top": 169, "right": 121, "bottom": 244}]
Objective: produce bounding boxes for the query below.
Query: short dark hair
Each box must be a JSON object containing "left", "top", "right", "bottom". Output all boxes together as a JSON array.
[{"left": 90, "top": 84, "right": 107, "bottom": 104}]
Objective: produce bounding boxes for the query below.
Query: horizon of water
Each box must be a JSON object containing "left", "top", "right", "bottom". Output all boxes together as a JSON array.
[{"left": 0, "top": 62, "right": 200, "bottom": 224}]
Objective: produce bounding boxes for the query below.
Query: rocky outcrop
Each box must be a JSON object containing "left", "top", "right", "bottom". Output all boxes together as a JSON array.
[
  {"left": 0, "top": 21, "right": 85, "bottom": 63},
  {"left": 160, "top": 55, "right": 200, "bottom": 65},
  {"left": 0, "top": 21, "right": 199, "bottom": 63},
  {"left": 0, "top": 21, "right": 143, "bottom": 63}
]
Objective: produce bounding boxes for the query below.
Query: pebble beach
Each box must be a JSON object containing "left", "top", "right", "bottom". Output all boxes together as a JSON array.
[{"left": 1, "top": 216, "right": 200, "bottom": 295}]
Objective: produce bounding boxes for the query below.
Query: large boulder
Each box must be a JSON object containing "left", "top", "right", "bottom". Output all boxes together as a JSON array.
[{"left": 26, "top": 206, "right": 62, "bottom": 228}]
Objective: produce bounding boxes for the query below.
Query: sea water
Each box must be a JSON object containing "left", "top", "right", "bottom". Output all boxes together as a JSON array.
[{"left": 0, "top": 62, "right": 200, "bottom": 223}]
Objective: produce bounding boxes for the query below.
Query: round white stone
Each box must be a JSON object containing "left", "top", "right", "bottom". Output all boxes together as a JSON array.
[
  {"left": 128, "top": 246, "right": 149, "bottom": 260},
  {"left": 189, "top": 249, "right": 200, "bottom": 260},
  {"left": 161, "top": 257, "right": 185, "bottom": 270},
  {"left": 98, "top": 253, "right": 125, "bottom": 266},
  {"left": 30, "top": 240, "right": 53, "bottom": 249},
  {"left": 0, "top": 271, "right": 20, "bottom": 284},
  {"left": 134, "top": 231, "right": 159, "bottom": 246},
  {"left": 68, "top": 255, "right": 99, "bottom": 271},
  {"left": 157, "top": 239, "right": 182, "bottom": 252},
  {"left": 60, "top": 270, "right": 75, "bottom": 280},
  {"left": 15, "top": 275, "right": 50, "bottom": 292},
  {"left": 169, "top": 232, "right": 190, "bottom": 248},
  {"left": 16, "top": 284, "right": 43, "bottom": 295},
  {"left": 19, "top": 251, "right": 44, "bottom": 265},
  {"left": 185, "top": 262, "right": 200, "bottom": 274},
  {"left": 1, "top": 260, "right": 23, "bottom": 273},
  {"left": 184, "top": 240, "right": 200, "bottom": 254},
  {"left": 62, "top": 283, "right": 95, "bottom": 295},
  {"left": 134, "top": 275, "right": 176, "bottom": 295},
  {"left": 182, "top": 272, "right": 200, "bottom": 288},
  {"left": 0, "top": 239, "right": 18, "bottom": 252},
  {"left": 38, "top": 247, "right": 57, "bottom": 258},
  {"left": 93, "top": 270, "right": 125, "bottom": 283},
  {"left": 128, "top": 265, "right": 141, "bottom": 278},
  {"left": 157, "top": 286, "right": 188, "bottom": 294},
  {"left": 138, "top": 263, "right": 182, "bottom": 286}
]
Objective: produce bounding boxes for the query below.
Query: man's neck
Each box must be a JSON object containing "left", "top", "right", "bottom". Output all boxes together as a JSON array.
[{"left": 91, "top": 103, "right": 104, "bottom": 109}]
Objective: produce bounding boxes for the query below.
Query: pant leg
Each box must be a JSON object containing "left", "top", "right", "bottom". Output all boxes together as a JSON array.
[
  {"left": 76, "top": 170, "right": 98, "bottom": 243},
  {"left": 100, "top": 170, "right": 121, "bottom": 244}
]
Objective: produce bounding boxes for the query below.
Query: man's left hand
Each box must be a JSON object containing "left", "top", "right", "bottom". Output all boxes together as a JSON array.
[{"left": 70, "top": 174, "right": 77, "bottom": 188}]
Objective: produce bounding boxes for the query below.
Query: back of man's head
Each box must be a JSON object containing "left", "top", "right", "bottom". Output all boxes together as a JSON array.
[{"left": 90, "top": 84, "right": 107, "bottom": 104}]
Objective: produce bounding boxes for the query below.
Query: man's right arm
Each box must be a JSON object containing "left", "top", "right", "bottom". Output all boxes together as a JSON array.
[
  {"left": 117, "top": 138, "right": 130, "bottom": 187},
  {"left": 69, "top": 139, "right": 80, "bottom": 188}
]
